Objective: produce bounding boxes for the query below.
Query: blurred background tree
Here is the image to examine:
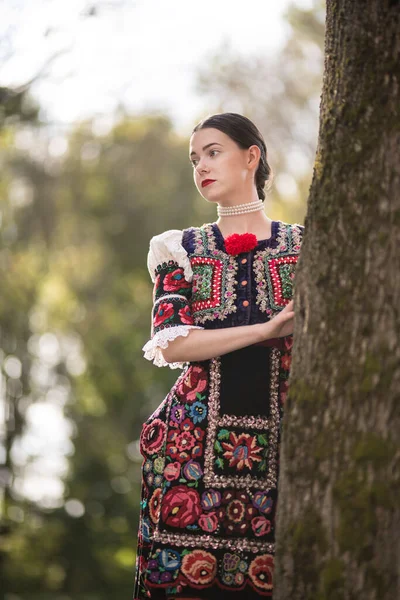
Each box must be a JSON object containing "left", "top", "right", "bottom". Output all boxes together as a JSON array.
[{"left": 0, "top": 1, "right": 324, "bottom": 598}]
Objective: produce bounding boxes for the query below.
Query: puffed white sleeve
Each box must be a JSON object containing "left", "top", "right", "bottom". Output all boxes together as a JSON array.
[{"left": 142, "top": 229, "right": 204, "bottom": 369}]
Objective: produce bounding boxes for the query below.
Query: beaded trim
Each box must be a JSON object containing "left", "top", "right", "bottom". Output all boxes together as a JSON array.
[
  {"left": 291, "top": 222, "right": 303, "bottom": 251},
  {"left": 152, "top": 529, "right": 274, "bottom": 554},
  {"left": 254, "top": 223, "right": 303, "bottom": 315},
  {"left": 192, "top": 225, "right": 206, "bottom": 255},
  {"left": 218, "top": 414, "right": 274, "bottom": 429},
  {"left": 203, "top": 350, "right": 280, "bottom": 491},
  {"left": 153, "top": 293, "right": 192, "bottom": 309}
]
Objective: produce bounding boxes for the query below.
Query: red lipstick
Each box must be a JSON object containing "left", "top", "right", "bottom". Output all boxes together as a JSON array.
[{"left": 202, "top": 179, "right": 216, "bottom": 188}]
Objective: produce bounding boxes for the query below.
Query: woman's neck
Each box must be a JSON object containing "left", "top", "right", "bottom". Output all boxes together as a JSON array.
[{"left": 216, "top": 211, "right": 273, "bottom": 238}]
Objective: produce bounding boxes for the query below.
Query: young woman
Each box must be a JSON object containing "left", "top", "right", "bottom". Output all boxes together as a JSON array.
[{"left": 133, "top": 112, "right": 304, "bottom": 599}]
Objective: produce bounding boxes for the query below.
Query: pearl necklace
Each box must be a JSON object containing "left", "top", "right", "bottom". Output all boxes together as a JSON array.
[{"left": 217, "top": 199, "right": 264, "bottom": 217}]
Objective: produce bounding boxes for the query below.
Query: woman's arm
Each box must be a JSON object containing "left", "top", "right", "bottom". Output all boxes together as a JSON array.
[{"left": 162, "top": 300, "right": 295, "bottom": 363}]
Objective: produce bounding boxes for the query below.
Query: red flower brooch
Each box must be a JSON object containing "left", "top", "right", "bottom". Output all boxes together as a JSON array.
[{"left": 224, "top": 232, "right": 258, "bottom": 255}]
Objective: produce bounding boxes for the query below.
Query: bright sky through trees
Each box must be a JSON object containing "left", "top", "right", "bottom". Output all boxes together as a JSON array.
[{"left": 1, "top": 0, "right": 314, "bottom": 134}]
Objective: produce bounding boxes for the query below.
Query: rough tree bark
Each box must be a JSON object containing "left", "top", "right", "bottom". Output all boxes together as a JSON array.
[{"left": 274, "top": 1, "right": 400, "bottom": 600}]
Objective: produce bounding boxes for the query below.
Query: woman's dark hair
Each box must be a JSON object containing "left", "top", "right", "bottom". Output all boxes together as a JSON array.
[{"left": 192, "top": 112, "right": 273, "bottom": 201}]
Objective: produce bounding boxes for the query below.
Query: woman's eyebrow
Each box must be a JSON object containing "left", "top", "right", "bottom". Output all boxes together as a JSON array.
[{"left": 189, "top": 142, "right": 223, "bottom": 158}]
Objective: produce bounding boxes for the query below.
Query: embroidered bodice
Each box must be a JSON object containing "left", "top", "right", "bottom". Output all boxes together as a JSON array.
[
  {"left": 142, "top": 220, "right": 304, "bottom": 368},
  {"left": 182, "top": 220, "right": 303, "bottom": 328}
]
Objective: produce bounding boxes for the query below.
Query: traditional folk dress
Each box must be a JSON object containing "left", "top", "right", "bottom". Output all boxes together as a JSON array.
[{"left": 133, "top": 220, "right": 304, "bottom": 599}]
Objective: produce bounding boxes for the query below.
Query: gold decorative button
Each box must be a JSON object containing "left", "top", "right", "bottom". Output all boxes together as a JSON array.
[
  {"left": 241, "top": 258, "right": 247, "bottom": 264},
  {"left": 243, "top": 300, "right": 249, "bottom": 307},
  {"left": 241, "top": 280, "right": 248, "bottom": 286}
]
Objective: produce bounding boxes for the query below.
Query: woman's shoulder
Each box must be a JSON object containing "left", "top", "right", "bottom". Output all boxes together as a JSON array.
[
  {"left": 279, "top": 219, "right": 304, "bottom": 232},
  {"left": 278, "top": 220, "right": 305, "bottom": 242},
  {"left": 148, "top": 228, "right": 183, "bottom": 245},
  {"left": 289, "top": 221, "right": 305, "bottom": 241},
  {"left": 181, "top": 223, "right": 205, "bottom": 251},
  {"left": 149, "top": 223, "right": 204, "bottom": 244},
  {"left": 147, "top": 229, "right": 193, "bottom": 283}
]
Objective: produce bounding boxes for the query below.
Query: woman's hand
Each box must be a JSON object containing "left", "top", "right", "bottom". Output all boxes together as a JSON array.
[{"left": 258, "top": 299, "right": 295, "bottom": 340}]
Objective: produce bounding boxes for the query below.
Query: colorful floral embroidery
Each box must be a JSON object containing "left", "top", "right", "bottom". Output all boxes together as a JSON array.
[
  {"left": 175, "top": 365, "right": 208, "bottom": 402},
  {"left": 251, "top": 515, "right": 272, "bottom": 537},
  {"left": 221, "top": 552, "right": 248, "bottom": 588},
  {"left": 166, "top": 417, "right": 205, "bottom": 463},
  {"left": 149, "top": 487, "right": 162, "bottom": 524},
  {"left": 161, "top": 485, "right": 202, "bottom": 528},
  {"left": 182, "top": 460, "right": 203, "bottom": 481},
  {"left": 152, "top": 295, "right": 195, "bottom": 334},
  {"left": 163, "top": 267, "right": 191, "bottom": 292},
  {"left": 216, "top": 430, "right": 265, "bottom": 472},
  {"left": 153, "top": 261, "right": 192, "bottom": 301},
  {"left": 201, "top": 489, "right": 221, "bottom": 509},
  {"left": 189, "top": 400, "right": 207, "bottom": 424},
  {"left": 219, "top": 490, "right": 257, "bottom": 534},
  {"left": 178, "top": 304, "right": 193, "bottom": 324},
  {"left": 181, "top": 549, "right": 217, "bottom": 585},
  {"left": 150, "top": 353, "right": 280, "bottom": 559},
  {"left": 248, "top": 554, "right": 274, "bottom": 592},
  {"left": 140, "top": 419, "right": 167, "bottom": 455},
  {"left": 134, "top": 222, "right": 305, "bottom": 599},
  {"left": 252, "top": 490, "right": 274, "bottom": 515},
  {"left": 153, "top": 301, "right": 175, "bottom": 327},
  {"left": 198, "top": 511, "right": 218, "bottom": 532},
  {"left": 150, "top": 259, "right": 197, "bottom": 345},
  {"left": 146, "top": 548, "right": 181, "bottom": 586},
  {"left": 164, "top": 461, "right": 181, "bottom": 481}
]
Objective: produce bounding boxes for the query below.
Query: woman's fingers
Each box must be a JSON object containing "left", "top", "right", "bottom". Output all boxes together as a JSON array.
[
  {"left": 277, "top": 300, "right": 294, "bottom": 316},
  {"left": 281, "top": 311, "right": 295, "bottom": 321},
  {"left": 283, "top": 299, "right": 294, "bottom": 311}
]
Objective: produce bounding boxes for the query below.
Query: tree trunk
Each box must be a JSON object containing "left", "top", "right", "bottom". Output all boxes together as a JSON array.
[{"left": 274, "top": 1, "right": 400, "bottom": 599}]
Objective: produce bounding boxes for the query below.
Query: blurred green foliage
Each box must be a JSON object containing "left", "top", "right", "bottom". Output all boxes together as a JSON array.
[
  {"left": 1, "top": 112, "right": 203, "bottom": 599},
  {"left": 0, "top": 2, "right": 324, "bottom": 598}
]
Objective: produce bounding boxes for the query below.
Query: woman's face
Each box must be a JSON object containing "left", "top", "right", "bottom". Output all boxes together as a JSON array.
[{"left": 189, "top": 127, "right": 260, "bottom": 205}]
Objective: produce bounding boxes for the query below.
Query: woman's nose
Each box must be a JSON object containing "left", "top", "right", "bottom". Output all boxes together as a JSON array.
[{"left": 196, "top": 157, "right": 208, "bottom": 174}]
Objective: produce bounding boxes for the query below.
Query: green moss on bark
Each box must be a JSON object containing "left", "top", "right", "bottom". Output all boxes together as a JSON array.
[
  {"left": 333, "top": 470, "right": 376, "bottom": 558},
  {"left": 318, "top": 558, "right": 345, "bottom": 600},
  {"left": 288, "top": 378, "right": 325, "bottom": 407},
  {"left": 332, "top": 436, "right": 398, "bottom": 560},
  {"left": 286, "top": 510, "right": 329, "bottom": 595},
  {"left": 352, "top": 432, "right": 396, "bottom": 468}
]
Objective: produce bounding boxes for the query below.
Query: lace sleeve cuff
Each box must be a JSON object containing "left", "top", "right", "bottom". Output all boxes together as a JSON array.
[{"left": 142, "top": 324, "right": 204, "bottom": 369}]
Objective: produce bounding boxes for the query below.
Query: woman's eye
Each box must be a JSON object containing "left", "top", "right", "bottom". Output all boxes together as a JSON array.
[{"left": 191, "top": 150, "right": 218, "bottom": 167}]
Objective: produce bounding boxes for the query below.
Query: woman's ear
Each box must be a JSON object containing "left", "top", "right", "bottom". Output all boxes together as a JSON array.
[{"left": 247, "top": 144, "right": 261, "bottom": 169}]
